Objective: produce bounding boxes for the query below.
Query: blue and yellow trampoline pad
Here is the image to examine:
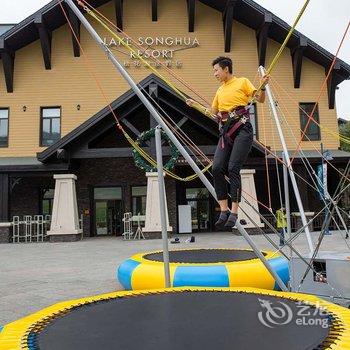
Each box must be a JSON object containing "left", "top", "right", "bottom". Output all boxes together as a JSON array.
[{"left": 118, "top": 248, "right": 289, "bottom": 290}]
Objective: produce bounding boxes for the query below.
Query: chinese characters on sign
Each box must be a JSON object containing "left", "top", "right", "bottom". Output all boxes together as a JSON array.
[{"left": 103, "top": 36, "right": 200, "bottom": 69}]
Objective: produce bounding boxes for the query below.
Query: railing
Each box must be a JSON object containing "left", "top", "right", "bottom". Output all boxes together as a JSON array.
[
  {"left": 262, "top": 211, "right": 350, "bottom": 233},
  {"left": 312, "top": 211, "right": 350, "bottom": 231},
  {"left": 260, "top": 214, "right": 298, "bottom": 233},
  {"left": 11, "top": 214, "right": 84, "bottom": 243},
  {"left": 12, "top": 215, "right": 51, "bottom": 243}
]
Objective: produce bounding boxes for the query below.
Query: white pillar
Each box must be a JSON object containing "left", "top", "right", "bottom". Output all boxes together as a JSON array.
[
  {"left": 143, "top": 172, "right": 172, "bottom": 238},
  {"left": 47, "top": 174, "right": 82, "bottom": 242},
  {"left": 239, "top": 169, "right": 264, "bottom": 229}
]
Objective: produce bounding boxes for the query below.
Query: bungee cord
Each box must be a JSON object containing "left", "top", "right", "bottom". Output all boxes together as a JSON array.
[
  {"left": 269, "top": 81, "right": 350, "bottom": 249},
  {"left": 79, "top": 0, "right": 211, "bottom": 106},
  {"left": 269, "top": 76, "right": 350, "bottom": 185},
  {"left": 57, "top": 0, "right": 350, "bottom": 295},
  {"left": 290, "top": 21, "right": 350, "bottom": 163}
]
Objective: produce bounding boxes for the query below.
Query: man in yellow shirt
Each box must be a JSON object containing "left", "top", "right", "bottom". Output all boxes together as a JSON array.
[{"left": 187, "top": 56, "right": 268, "bottom": 228}]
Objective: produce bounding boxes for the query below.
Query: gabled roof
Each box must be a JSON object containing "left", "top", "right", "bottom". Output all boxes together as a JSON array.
[
  {"left": 37, "top": 73, "right": 265, "bottom": 163},
  {"left": 0, "top": 0, "right": 349, "bottom": 80}
]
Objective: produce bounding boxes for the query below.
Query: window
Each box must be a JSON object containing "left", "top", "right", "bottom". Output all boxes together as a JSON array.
[
  {"left": 0, "top": 108, "right": 9, "bottom": 147},
  {"left": 132, "top": 186, "right": 147, "bottom": 215},
  {"left": 41, "top": 189, "right": 54, "bottom": 216},
  {"left": 41, "top": 107, "right": 61, "bottom": 146},
  {"left": 94, "top": 187, "right": 122, "bottom": 200},
  {"left": 186, "top": 188, "right": 209, "bottom": 200},
  {"left": 299, "top": 103, "right": 321, "bottom": 141},
  {"left": 248, "top": 104, "right": 258, "bottom": 139}
]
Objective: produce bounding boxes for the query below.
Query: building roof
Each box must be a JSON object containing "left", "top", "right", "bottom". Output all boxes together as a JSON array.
[
  {"left": 37, "top": 73, "right": 266, "bottom": 163},
  {"left": 0, "top": 0, "right": 349, "bottom": 80},
  {"left": 0, "top": 24, "right": 15, "bottom": 36},
  {"left": 0, "top": 157, "right": 69, "bottom": 172},
  {"left": 0, "top": 157, "right": 43, "bottom": 166}
]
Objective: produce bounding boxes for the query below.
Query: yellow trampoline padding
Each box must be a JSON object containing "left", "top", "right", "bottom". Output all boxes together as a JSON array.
[{"left": 1, "top": 287, "right": 350, "bottom": 350}]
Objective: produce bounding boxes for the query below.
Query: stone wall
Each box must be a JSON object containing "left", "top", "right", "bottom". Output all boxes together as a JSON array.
[
  {"left": 10, "top": 176, "right": 55, "bottom": 218},
  {"left": 0, "top": 226, "right": 10, "bottom": 243},
  {"left": 75, "top": 158, "right": 177, "bottom": 237},
  {"left": 8, "top": 159, "right": 177, "bottom": 238}
]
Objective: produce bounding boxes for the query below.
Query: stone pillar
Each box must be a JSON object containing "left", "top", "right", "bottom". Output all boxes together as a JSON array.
[
  {"left": 236, "top": 169, "right": 264, "bottom": 233},
  {"left": 143, "top": 172, "right": 172, "bottom": 239},
  {"left": 47, "top": 174, "right": 82, "bottom": 242}
]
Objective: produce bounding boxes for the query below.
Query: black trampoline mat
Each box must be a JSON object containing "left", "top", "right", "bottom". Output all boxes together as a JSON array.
[
  {"left": 36, "top": 291, "right": 330, "bottom": 350},
  {"left": 143, "top": 249, "right": 264, "bottom": 263}
]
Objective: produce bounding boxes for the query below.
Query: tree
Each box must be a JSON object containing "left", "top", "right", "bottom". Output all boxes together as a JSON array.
[{"left": 339, "top": 120, "right": 350, "bottom": 152}]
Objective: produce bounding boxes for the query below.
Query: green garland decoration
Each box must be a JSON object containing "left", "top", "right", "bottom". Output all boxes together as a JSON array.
[{"left": 132, "top": 128, "right": 180, "bottom": 172}]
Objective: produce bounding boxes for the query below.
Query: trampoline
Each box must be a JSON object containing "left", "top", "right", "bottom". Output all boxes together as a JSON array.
[
  {"left": 117, "top": 248, "right": 289, "bottom": 290},
  {"left": 0, "top": 287, "right": 349, "bottom": 350}
]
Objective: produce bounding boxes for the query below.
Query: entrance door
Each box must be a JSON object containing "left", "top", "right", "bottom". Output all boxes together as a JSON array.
[
  {"left": 94, "top": 187, "right": 123, "bottom": 236},
  {"left": 186, "top": 188, "right": 210, "bottom": 232}
]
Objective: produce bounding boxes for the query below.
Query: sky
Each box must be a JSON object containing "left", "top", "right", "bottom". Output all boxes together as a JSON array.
[{"left": 0, "top": 0, "right": 349, "bottom": 119}]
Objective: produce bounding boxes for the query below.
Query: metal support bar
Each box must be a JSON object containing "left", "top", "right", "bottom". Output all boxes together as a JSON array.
[
  {"left": 283, "top": 152, "right": 292, "bottom": 257},
  {"left": 259, "top": 65, "right": 314, "bottom": 253},
  {"left": 65, "top": 0, "right": 287, "bottom": 292},
  {"left": 334, "top": 205, "right": 350, "bottom": 238},
  {"left": 155, "top": 126, "right": 171, "bottom": 288}
]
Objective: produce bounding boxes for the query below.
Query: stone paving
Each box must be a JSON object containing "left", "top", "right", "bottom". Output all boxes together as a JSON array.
[{"left": 1, "top": 230, "right": 349, "bottom": 325}]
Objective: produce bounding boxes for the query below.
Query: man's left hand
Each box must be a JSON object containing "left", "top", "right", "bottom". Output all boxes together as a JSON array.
[{"left": 260, "top": 74, "right": 270, "bottom": 89}]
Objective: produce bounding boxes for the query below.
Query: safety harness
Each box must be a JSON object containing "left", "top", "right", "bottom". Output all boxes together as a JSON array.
[{"left": 217, "top": 106, "right": 250, "bottom": 148}]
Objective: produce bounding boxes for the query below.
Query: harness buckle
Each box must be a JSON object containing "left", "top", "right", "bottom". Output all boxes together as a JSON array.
[
  {"left": 228, "top": 111, "right": 236, "bottom": 119},
  {"left": 241, "top": 115, "right": 248, "bottom": 124}
]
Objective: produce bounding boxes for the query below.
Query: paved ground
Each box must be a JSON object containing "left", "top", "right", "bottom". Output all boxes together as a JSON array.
[{"left": 1, "top": 230, "right": 349, "bottom": 325}]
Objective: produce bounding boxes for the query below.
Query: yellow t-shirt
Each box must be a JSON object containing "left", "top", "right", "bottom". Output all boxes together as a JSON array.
[{"left": 212, "top": 77, "right": 256, "bottom": 112}]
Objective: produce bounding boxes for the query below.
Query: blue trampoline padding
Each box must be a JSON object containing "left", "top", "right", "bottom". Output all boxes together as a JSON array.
[
  {"left": 173, "top": 265, "right": 229, "bottom": 287},
  {"left": 27, "top": 332, "right": 37, "bottom": 350},
  {"left": 268, "top": 257, "right": 290, "bottom": 291},
  {"left": 117, "top": 259, "right": 140, "bottom": 290}
]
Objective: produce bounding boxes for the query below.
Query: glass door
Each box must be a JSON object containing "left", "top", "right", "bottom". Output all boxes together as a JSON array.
[
  {"left": 95, "top": 201, "right": 108, "bottom": 235},
  {"left": 186, "top": 188, "right": 210, "bottom": 232},
  {"left": 94, "top": 187, "right": 123, "bottom": 236}
]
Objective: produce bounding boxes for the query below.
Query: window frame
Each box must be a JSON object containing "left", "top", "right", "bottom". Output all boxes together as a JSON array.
[
  {"left": 40, "top": 106, "right": 61, "bottom": 147},
  {"left": 0, "top": 107, "right": 9, "bottom": 148},
  {"left": 299, "top": 102, "right": 321, "bottom": 141}
]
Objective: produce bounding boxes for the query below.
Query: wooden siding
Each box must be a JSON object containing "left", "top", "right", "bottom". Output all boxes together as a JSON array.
[{"left": 0, "top": 0, "right": 340, "bottom": 157}]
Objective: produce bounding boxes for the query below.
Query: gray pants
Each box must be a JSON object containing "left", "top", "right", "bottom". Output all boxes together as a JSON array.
[{"left": 213, "top": 122, "right": 253, "bottom": 202}]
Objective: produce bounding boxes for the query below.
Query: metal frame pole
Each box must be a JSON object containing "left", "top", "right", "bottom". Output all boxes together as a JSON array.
[
  {"left": 320, "top": 144, "right": 348, "bottom": 236},
  {"left": 321, "top": 143, "right": 331, "bottom": 235},
  {"left": 259, "top": 66, "right": 314, "bottom": 253},
  {"left": 155, "top": 126, "right": 171, "bottom": 288},
  {"left": 334, "top": 205, "right": 350, "bottom": 238},
  {"left": 65, "top": 0, "right": 287, "bottom": 291},
  {"left": 283, "top": 152, "right": 293, "bottom": 290},
  {"left": 283, "top": 152, "right": 292, "bottom": 254}
]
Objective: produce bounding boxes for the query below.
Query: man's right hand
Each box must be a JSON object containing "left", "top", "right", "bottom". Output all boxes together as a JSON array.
[{"left": 186, "top": 98, "right": 196, "bottom": 107}]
